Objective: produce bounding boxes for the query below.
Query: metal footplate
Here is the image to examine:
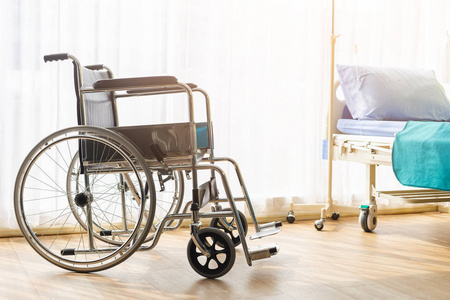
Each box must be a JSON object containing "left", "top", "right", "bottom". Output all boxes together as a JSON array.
[
  {"left": 250, "top": 221, "right": 282, "bottom": 240},
  {"left": 60, "top": 248, "right": 119, "bottom": 255},
  {"left": 249, "top": 244, "right": 279, "bottom": 261}
]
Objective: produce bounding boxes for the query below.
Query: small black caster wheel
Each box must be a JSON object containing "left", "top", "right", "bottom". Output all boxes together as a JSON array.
[
  {"left": 331, "top": 212, "right": 340, "bottom": 220},
  {"left": 187, "top": 227, "right": 236, "bottom": 279},
  {"left": 314, "top": 220, "right": 324, "bottom": 231},
  {"left": 287, "top": 211, "right": 295, "bottom": 223},
  {"left": 210, "top": 208, "right": 247, "bottom": 247}
]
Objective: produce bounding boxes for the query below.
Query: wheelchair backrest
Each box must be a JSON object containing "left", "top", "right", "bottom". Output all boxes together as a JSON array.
[{"left": 74, "top": 65, "right": 118, "bottom": 127}]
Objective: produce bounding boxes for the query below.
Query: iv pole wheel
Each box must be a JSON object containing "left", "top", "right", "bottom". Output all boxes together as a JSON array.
[
  {"left": 314, "top": 220, "right": 324, "bottom": 231},
  {"left": 331, "top": 212, "right": 340, "bottom": 220},
  {"left": 286, "top": 211, "right": 295, "bottom": 224}
]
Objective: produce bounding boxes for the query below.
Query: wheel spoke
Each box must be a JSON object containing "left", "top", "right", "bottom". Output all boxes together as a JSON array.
[
  {"left": 16, "top": 127, "right": 155, "bottom": 271},
  {"left": 211, "top": 238, "right": 218, "bottom": 249}
]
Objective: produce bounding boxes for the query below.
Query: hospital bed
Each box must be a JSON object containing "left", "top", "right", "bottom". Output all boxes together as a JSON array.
[
  {"left": 14, "top": 53, "right": 281, "bottom": 278},
  {"left": 288, "top": 64, "right": 450, "bottom": 231}
]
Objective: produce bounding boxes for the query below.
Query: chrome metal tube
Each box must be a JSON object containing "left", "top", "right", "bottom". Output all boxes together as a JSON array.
[
  {"left": 209, "top": 157, "right": 260, "bottom": 231},
  {"left": 195, "top": 164, "right": 252, "bottom": 266}
]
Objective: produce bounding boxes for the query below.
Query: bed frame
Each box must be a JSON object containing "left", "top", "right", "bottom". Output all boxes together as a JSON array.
[
  {"left": 286, "top": 3, "right": 449, "bottom": 230},
  {"left": 287, "top": 82, "right": 450, "bottom": 231}
]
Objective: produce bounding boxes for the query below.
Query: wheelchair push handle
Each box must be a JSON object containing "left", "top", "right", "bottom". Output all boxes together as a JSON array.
[{"left": 44, "top": 53, "right": 69, "bottom": 63}]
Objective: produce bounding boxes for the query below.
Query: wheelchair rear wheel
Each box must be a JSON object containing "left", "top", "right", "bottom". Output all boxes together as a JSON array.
[
  {"left": 67, "top": 156, "right": 184, "bottom": 244},
  {"left": 14, "top": 126, "right": 155, "bottom": 272},
  {"left": 145, "top": 169, "right": 184, "bottom": 241}
]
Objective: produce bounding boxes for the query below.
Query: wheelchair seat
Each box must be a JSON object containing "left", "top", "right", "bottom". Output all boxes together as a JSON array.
[{"left": 74, "top": 62, "right": 210, "bottom": 165}]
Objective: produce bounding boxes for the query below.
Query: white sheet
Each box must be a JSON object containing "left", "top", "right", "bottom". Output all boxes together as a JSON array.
[{"left": 337, "top": 119, "right": 407, "bottom": 137}]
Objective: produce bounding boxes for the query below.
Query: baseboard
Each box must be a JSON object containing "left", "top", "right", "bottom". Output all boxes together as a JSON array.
[
  {"left": 3, "top": 203, "right": 448, "bottom": 237},
  {"left": 0, "top": 228, "right": 23, "bottom": 238},
  {"left": 438, "top": 204, "right": 450, "bottom": 213},
  {"left": 275, "top": 202, "right": 447, "bottom": 222}
]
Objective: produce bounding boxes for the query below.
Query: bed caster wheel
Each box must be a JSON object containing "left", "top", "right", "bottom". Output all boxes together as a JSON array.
[
  {"left": 331, "top": 212, "right": 340, "bottom": 220},
  {"left": 314, "top": 220, "right": 324, "bottom": 231},
  {"left": 187, "top": 227, "right": 236, "bottom": 279},
  {"left": 210, "top": 209, "right": 248, "bottom": 247},
  {"left": 287, "top": 211, "right": 295, "bottom": 223},
  {"left": 359, "top": 205, "right": 377, "bottom": 232}
]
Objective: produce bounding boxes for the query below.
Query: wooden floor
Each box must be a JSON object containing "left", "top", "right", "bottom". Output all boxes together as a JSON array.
[{"left": 1, "top": 212, "right": 450, "bottom": 299}]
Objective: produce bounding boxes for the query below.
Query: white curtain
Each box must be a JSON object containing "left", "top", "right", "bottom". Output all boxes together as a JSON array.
[{"left": 1, "top": 0, "right": 449, "bottom": 230}]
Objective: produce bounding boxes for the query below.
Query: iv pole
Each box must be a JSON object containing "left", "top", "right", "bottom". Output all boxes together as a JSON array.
[
  {"left": 287, "top": 0, "right": 340, "bottom": 227},
  {"left": 316, "top": 0, "right": 375, "bottom": 232},
  {"left": 315, "top": 0, "right": 338, "bottom": 230}
]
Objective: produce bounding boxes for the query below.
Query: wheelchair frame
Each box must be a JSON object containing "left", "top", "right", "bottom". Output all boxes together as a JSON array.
[{"left": 14, "top": 53, "right": 281, "bottom": 278}]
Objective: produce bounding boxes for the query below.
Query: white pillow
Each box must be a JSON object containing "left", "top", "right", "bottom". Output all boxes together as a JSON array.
[{"left": 336, "top": 65, "right": 450, "bottom": 121}]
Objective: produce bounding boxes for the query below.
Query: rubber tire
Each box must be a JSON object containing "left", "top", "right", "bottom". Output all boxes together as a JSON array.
[
  {"left": 67, "top": 156, "right": 184, "bottom": 245},
  {"left": 187, "top": 227, "right": 236, "bottom": 279},
  {"left": 359, "top": 209, "right": 377, "bottom": 232},
  {"left": 14, "top": 126, "right": 155, "bottom": 272},
  {"left": 331, "top": 212, "right": 340, "bottom": 220},
  {"left": 314, "top": 220, "right": 324, "bottom": 231}
]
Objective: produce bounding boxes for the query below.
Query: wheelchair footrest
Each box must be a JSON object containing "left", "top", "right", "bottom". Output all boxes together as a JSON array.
[
  {"left": 249, "top": 244, "right": 279, "bottom": 261},
  {"left": 61, "top": 247, "right": 119, "bottom": 255},
  {"left": 250, "top": 221, "right": 282, "bottom": 240}
]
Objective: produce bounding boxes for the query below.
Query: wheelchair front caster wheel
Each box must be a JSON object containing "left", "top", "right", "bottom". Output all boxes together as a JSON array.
[
  {"left": 286, "top": 211, "right": 295, "bottom": 223},
  {"left": 210, "top": 209, "right": 248, "bottom": 247},
  {"left": 331, "top": 212, "right": 340, "bottom": 220},
  {"left": 359, "top": 205, "right": 377, "bottom": 232},
  {"left": 187, "top": 227, "right": 236, "bottom": 279},
  {"left": 314, "top": 220, "right": 324, "bottom": 231}
]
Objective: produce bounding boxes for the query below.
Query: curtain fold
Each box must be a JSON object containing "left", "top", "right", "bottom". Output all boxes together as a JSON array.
[{"left": 1, "top": 0, "right": 449, "bottom": 230}]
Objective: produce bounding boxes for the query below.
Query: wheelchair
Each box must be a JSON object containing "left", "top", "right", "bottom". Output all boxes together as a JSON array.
[{"left": 14, "top": 53, "right": 281, "bottom": 278}]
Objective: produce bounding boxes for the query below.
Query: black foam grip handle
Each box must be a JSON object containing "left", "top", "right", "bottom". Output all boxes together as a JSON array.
[
  {"left": 100, "top": 230, "right": 112, "bottom": 236},
  {"left": 44, "top": 53, "right": 69, "bottom": 63},
  {"left": 61, "top": 248, "right": 75, "bottom": 256},
  {"left": 85, "top": 64, "right": 104, "bottom": 71}
]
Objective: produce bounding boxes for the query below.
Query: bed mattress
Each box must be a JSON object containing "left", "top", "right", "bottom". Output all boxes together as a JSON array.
[{"left": 337, "top": 119, "right": 407, "bottom": 137}]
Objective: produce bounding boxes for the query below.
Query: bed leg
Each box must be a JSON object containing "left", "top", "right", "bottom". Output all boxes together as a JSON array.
[
  {"left": 366, "top": 164, "right": 376, "bottom": 205},
  {"left": 313, "top": 205, "right": 329, "bottom": 231},
  {"left": 359, "top": 164, "right": 378, "bottom": 232}
]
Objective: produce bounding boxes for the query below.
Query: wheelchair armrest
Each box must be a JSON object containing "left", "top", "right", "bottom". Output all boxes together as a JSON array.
[
  {"left": 85, "top": 64, "right": 105, "bottom": 71},
  {"left": 126, "top": 83, "right": 198, "bottom": 94},
  {"left": 93, "top": 76, "right": 178, "bottom": 90}
]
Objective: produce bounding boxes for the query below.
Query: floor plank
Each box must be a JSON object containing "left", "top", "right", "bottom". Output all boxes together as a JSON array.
[{"left": 1, "top": 212, "right": 450, "bottom": 299}]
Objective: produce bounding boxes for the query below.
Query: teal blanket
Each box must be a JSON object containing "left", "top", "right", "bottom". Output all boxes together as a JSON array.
[{"left": 393, "top": 121, "right": 450, "bottom": 191}]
